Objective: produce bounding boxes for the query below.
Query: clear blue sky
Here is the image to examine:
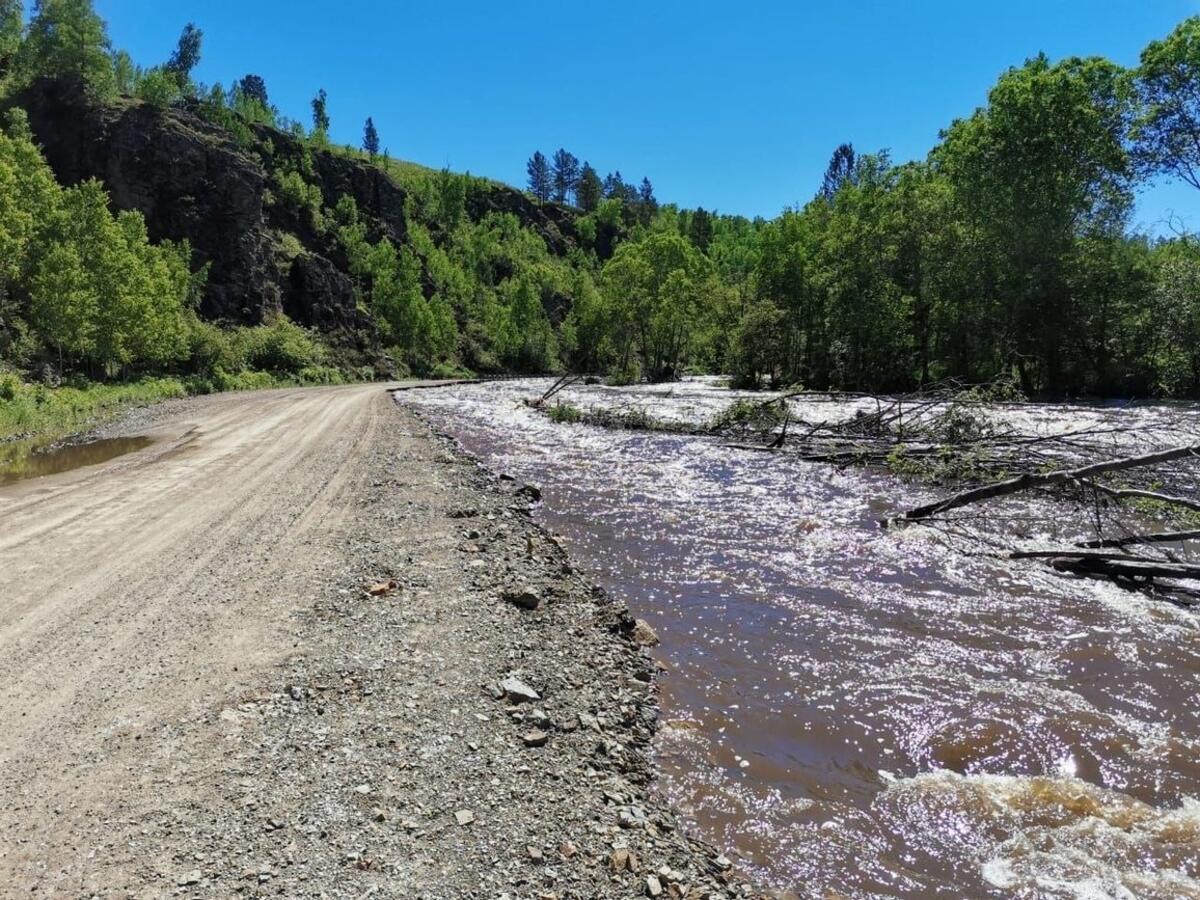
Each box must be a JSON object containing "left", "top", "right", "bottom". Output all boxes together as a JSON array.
[{"left": 97, "top": 0, "right": 1198, "bottom": 232}]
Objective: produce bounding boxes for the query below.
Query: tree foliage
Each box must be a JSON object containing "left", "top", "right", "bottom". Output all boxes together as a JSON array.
[
  {"left": 16, "top": 0, "right": 116, "bottom": 95},
  {"left": 526, "top": 150, "right": 551, "bottom": 203},
  {"left": 0, "top": 0, "right": 21, "bottom": 78},
  {"left": 165, "top": 22, "right": 201, "bottom": 87},
  {"left": 1134, "top": 16, "right": 1200, "bottom": 190},
  {"left": 0, "top": 109, "right": 199, "bottom": 373},
  {"left": 238, "top": 74, "right": 268, "bottom": 108},
  {"left": 820, "top": 142, "right": 856, "bottom": 201},
  {"left": 362, "top": 116, "right": 379, "bottom": 159},
  {"left": 311, "top": 87, "right": 329, "bottom": 137},
  {"left": 551, "top": 148, "right": 579, "bottom": 204}
]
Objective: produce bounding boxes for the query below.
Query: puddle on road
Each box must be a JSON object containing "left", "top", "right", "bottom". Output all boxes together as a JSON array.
[{"left": 0, "top": 436, "right": 152, "bottom": 486}]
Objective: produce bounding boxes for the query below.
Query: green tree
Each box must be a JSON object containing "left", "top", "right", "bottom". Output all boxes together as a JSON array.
[
  {"left": 238, "top": 74, "right": 268, "bottom": 107},
  {"left": 362, "top": 116, "right": 380, "bottom": 159},
  {"left": 600, "top": 231, "right": 711, "bottom": 380},
  {"left": 637, "top": 177, "right": 658, "bottom": 223},
  {"left": 576, "top": 162, "right": 602, "bottom": 213},
  {"left": 935, "top": 54, "right": 1133, "bottom": 394},
  {"left": 165, "top": 21, "right": 201, "bottom": 88},
  {"left": 1149, "top": 243, "right": 1200, "bottom": 394},
  {"left": 17, "top": 0, "right": 116, "bottom": 96},
  {"left": 436, "top": 167, "right": 467, "bottom": 229},
  {"left": 1134, "top": 16, "right": 1200, "bottom": 190},
  {"left": 498, "top": 274, "right": 557, "bottom": 372},
  {"left": 820, "top": 143, "right": 857, "bottom": 201},
  {"left": 687, "top": 207, "right": 714, "bottom": 254},
  {"left": 311, "top": 88, "right": 329, "bottom": 137},
  {"left": 551, "top": 148, "right": 579, "bottom": 204},
  {"left": 0, "top": 0, "right": 21, "bottom": 78},
  {"left": 135, "top": 67, "right": 181, "bottom": 108},
  {"left": 526, "top": 150, "right": 551, "bottom": 203},
  {"left": 111, "top": 48, "right": 136, "bottom": 93}
]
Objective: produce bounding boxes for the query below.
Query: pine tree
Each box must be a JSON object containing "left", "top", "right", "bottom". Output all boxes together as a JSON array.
[
  {"left": 238, "top": 74, "right": 268, "bottom": 107},
  {"left": 551, "top": 148, "right": 580, "bottom": 204},
  {"left": 311, "top": 88, "right": 330, "bottom": 136},
  {"left": 362, "top": 116, "right": 380, "bottom": 160},
  {"left": 526, "top": 151, "right": 551, "bottom": 203},
  {"left": 603, "top": 170, "right": 638, "bottom": 202},
  {"left": 576, "top": 162, "right": 602, "bottom": 213},
  {"left": 638, "top": 177, "right": 658, "bottom": 222},
  {"left": 820, "top": 143, "right": 856, "bottom": 201},
  {"left": 165, "top": 22, "right": 202, "bottom": 87}
]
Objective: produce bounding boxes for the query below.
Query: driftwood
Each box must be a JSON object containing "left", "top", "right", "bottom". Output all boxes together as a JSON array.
[
  {"left": 898, "top": 444, "right": 1200, "bottom": 522},
  {"left": 1078, "top": 529, "right": 1200, "bottom": 549},
  {"left": 896, "top": 439, "right": 1200, "bottom": 598},
  {"left": 1084, "top": 485, "right": 1200, "bottom": 514},
  {"left": 1045, "top": 556, "right": 1200, "bottom": 582}
]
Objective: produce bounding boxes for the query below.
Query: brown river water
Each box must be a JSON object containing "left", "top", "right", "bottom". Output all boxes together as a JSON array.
[{"left": 400, "top": 379, "right": 1200, "bottom": 899}]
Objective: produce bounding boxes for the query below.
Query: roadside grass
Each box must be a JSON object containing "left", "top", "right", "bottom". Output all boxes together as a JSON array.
[
  {"left": 0, "top": 365, "right": 352, "bottom": 446},
  {"left": 0, "top": 376, "right": 190, "bottom": 444}
]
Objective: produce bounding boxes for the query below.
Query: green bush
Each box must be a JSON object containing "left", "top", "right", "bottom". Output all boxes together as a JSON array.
[
  {"left": 429, "top": 360, "right": 474, "bottom": 380},
  {"left": 231, "top": 318, "right": 328, "bottom": 375}
]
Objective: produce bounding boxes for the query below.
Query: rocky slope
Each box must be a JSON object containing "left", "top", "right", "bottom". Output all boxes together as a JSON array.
[{"left": 14, "top": 78, "right": 582, "bottom": 369}]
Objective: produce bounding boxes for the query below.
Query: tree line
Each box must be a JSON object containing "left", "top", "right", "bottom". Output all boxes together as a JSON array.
[
  {"left": 526, "top": 148, "right": 657, "bottom": 219},
  {"left": 4, "top": 0, "right": 1200, "bottom": 399},
  {"left": 560, "top": 21, "right": 1200, "bottom": 398}
]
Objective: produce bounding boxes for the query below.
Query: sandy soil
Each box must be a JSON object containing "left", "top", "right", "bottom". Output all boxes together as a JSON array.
[{"left": 0, "top": 384, "right": 751, "bottom": 899}]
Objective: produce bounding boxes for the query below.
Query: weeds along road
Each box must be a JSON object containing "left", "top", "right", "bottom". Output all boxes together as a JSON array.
[{"left": 0, "top": 383, "right": 740, "bottom": 898}]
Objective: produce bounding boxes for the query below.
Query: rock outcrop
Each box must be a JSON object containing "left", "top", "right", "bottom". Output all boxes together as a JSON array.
[
  {"left": 13, "top": 78, "right": 583, "bottom": 370},
  {"left": 19, "top": 78, "right": 281, "bottom": 325}
]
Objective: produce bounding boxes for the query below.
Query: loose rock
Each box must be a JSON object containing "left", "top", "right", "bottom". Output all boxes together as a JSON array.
[
  {"left": 503, "top": 588, "right": 542, "bottom": 611},
  {"left": 498, "top": 675, "right": 540, "bottom": 703},
  {"left": 632, "top": 619, "right": 661, "bottom": 647}
]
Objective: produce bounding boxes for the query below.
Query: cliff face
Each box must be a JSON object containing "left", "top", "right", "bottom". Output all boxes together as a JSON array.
[
  {"left": 20, "top": 79, "right": 283, "bottom": 324},
  {"left": 15, "top": 78, "right": 581, "bottom": 367}
]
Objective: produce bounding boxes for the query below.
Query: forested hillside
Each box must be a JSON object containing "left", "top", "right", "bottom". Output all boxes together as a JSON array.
[{"left": 2, "top": 1, "right": 1200, "bottom": 398}]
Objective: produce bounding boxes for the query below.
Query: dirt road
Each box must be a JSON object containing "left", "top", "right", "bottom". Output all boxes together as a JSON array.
[{"left": 0, "top": 385, "right": 743, "bottom": 898}]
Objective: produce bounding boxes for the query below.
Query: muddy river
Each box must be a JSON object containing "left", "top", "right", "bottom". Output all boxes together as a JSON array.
[{"left": 400, "top": 379, "right": 1200, "bottom": 899}]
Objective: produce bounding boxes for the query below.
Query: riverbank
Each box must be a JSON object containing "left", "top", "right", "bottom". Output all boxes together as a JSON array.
[{"left": 0, "top": 384, "right": 752, "bottom": 898}]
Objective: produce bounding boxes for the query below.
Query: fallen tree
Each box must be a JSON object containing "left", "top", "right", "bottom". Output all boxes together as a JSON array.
[{"left": 896, "top": 444, "right": 1200, "bottom": 522}]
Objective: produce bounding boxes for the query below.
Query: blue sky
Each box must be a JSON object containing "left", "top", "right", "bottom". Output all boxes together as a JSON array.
[{"left": 97, "top": 0, "right": 1198, "bottom": 232}]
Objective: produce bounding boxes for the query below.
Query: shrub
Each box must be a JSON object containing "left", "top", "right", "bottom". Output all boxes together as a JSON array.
[{"left": 235, "top": 318, "right": 327, "bottom": 375}]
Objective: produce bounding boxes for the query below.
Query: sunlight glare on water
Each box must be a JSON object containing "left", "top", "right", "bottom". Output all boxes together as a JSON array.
[{"left": 400, "top": 378, "right": 1200, "bottom": 899}]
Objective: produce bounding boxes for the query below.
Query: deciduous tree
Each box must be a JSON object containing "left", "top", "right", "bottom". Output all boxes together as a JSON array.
[
  {"left": 165, "top": 22, "right": 201, "bottom": 87},
  {"left": 18, "top": 0, "right": 116, "bottom": 96},
  {"left": 1134, "top": 16, "right": 1200, "bottom": 190}
]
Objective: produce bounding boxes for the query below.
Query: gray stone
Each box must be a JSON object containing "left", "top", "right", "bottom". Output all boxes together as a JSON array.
[{"left": 498, "top": 676, "right": 540, "bottom": 703}]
